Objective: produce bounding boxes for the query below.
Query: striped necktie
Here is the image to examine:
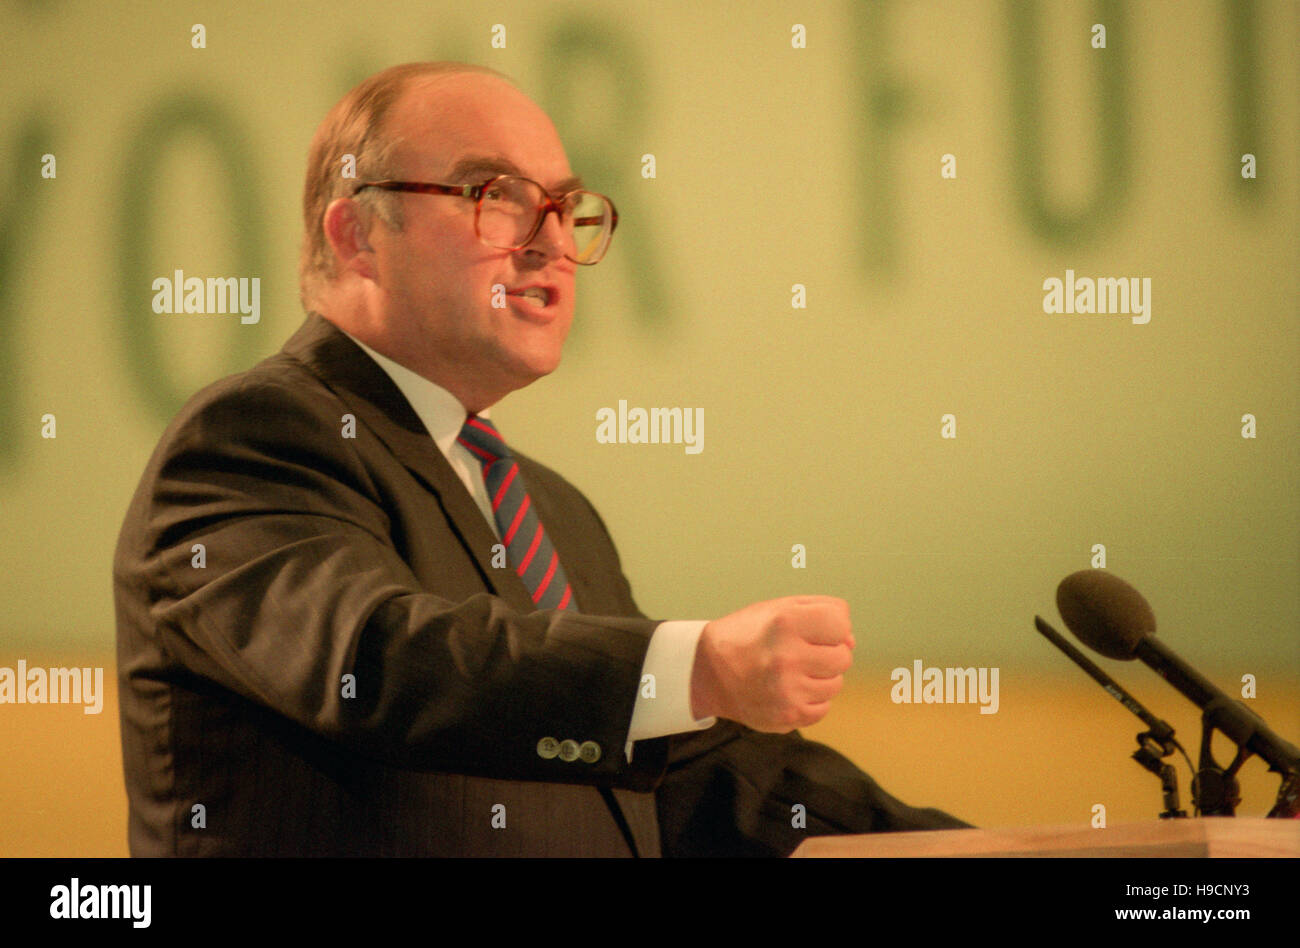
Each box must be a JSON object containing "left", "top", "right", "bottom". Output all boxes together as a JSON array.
[{"left": 457, "top": 414, "right": 576, "bottom": 611}]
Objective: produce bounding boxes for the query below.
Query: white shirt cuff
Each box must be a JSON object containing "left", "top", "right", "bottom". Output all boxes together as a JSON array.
[{"left": 625, "top": 620, "right": 716, "bottom": 762}]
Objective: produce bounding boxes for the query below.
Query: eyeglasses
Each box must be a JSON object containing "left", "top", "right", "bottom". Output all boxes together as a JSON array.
[{"left": 352, "top": 174, "right": 618, "bottom": 265}]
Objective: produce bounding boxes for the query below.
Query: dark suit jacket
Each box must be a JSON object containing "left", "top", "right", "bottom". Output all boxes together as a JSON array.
[{"left": 114, "top": 313, "right": 966, "bottom": 857}]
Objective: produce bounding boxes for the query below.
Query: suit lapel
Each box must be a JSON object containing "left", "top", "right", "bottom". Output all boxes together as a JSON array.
[{"left": 280, "top": 313, "right": 538, "bottom": 612}]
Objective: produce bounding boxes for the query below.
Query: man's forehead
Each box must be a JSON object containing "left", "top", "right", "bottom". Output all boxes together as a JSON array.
[
  {"left": 444, "top": 154, "right": 583, "bottom": 194},
  {"left": 388, "top": 73, "right": 574, "bottom": 187}
]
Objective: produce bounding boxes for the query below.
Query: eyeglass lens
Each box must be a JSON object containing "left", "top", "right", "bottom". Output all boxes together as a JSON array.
[{"left": 477, "top": 177, "right": 612, "bottom": 263}]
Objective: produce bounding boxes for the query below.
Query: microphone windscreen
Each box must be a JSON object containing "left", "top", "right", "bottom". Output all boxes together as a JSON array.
[{"left": 1056, "top": 570, "right": 1156, "bottom": 660}]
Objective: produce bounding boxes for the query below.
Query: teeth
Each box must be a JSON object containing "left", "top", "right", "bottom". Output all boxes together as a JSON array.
[{"left": 519, "top": 287, "right": 549, "bottom": 306}]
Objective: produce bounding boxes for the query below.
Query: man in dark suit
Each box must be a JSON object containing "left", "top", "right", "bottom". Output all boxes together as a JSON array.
[{"left": 114, "top": 62, "right": 965, "bottom": 856}]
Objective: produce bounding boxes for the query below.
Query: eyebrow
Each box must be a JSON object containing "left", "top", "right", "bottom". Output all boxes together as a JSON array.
[{"left": 446, "top": 155, "right": 584, "bottom": 195}]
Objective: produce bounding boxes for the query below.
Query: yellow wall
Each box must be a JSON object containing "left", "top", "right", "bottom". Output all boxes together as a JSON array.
[{"left": 2, "top": 1, "right": 1297, "bottom": 854}]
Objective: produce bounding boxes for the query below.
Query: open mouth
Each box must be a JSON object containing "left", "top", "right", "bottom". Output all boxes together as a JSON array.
[{"left": 508, "top": 286, "right": 553, "bottom": 308}]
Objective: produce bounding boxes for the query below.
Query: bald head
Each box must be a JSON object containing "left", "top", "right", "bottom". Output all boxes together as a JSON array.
[
  {"left": 297, "top": 62, "right": 517, "bottom": 309},
  {"left": 303, "top": 63, "right": 584, "bottom": 413},
  {"left": 383, "top": 71, "right": 575, "bottom": 197}
]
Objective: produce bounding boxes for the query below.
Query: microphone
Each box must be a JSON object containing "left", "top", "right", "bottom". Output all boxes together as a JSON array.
[
  {"left": 1033, "top": 615, "right": 1175, "bottom": 743},
  {"left": 1034, "top": 614, "right": 1192, "bottom": 817},
  {"left": 1056, "top": 570, "right": 1300, "bottom": 781}
]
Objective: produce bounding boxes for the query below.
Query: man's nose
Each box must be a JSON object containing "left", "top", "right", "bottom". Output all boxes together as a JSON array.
[{"left": 520, "top": 207, "right": 576, "bottom": 262}]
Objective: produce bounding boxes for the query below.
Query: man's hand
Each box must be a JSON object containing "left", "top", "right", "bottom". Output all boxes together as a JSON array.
[{"left": 689, "top": 596, "right": 854, "bottom": 732}]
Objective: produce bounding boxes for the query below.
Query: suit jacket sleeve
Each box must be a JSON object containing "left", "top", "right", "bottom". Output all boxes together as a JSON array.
[
  {"left": 114, "top": 372, "right": 664, "bottom": 789},
  {"left": 656, "top": 720, "right": 972, "bottom": 856}
]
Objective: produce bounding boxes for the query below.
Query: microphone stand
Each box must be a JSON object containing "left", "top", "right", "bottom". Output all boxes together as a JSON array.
[
  {"left": 1187, "top": 694, "right": 1300, "bottom": 816},
  {"left": 1035, "top": 616, "right": 1189, "bottom": 819},
  {"left": 1268, "top": 773, "right": 1300, "bottom": 818},
  {"left": 1133, "top": 730, "right": 1189, "bottom": 819},
  {"left": 1191, "top": 713, "right": 1244, "bottom": 816}
]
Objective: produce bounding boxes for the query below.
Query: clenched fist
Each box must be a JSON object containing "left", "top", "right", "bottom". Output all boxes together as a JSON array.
[{"left": 689, "top": 596, "right": 854, "bottom": 732}]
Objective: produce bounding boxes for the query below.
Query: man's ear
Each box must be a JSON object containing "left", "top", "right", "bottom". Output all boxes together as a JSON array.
[{"left": 323, "top": 197, "right": 379, "bottom": 281}]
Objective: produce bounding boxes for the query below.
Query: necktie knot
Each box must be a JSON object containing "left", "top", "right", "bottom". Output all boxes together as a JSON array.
[{"left": 457, "top": 414, "right": 510, "bottom": 467}]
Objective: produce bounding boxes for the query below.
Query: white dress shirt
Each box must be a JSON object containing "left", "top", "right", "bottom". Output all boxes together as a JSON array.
[{"left": 342, "top": 331, "right": 716, "bottom": 760}]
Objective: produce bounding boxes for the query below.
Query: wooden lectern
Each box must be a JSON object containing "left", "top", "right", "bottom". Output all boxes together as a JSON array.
[{"left": 790, "top": 818, "right": 1300, "bottom": 857}]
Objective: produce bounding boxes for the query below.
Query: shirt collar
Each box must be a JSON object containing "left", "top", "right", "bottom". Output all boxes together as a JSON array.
[{"left": 340, "top": 329, "right": 489, "bottom": 456}]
